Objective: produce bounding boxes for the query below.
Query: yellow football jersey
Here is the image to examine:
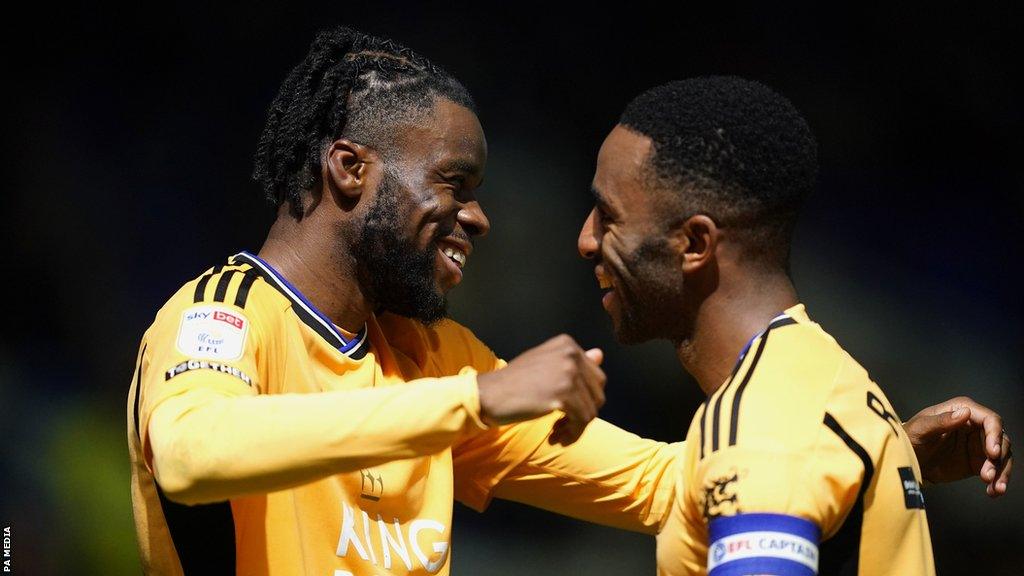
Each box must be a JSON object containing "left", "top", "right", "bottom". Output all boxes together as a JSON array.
[
  {"left": 127, "top": 252, "right": 680, "bottom": 575},
  {"left": 656, "top": 304, "right": 934, "bottom": 576}
]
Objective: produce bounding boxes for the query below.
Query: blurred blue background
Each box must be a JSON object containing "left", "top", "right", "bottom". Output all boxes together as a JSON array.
[{"left": 2, "top": 3, "right": 1021, "bottom": 574}]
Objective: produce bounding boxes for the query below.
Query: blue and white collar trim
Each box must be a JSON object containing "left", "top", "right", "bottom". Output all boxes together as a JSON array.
[
  {"left": 733, "top": 312, "right": 796, "bottom": 370},
  {"left": 234, "top": 251, "right": 369, "bottom": 359}
]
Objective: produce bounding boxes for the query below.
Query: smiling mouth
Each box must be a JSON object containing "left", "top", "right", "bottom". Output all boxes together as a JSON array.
[{"left": 440, "top": 245, "right": 467, "bottom": 269}]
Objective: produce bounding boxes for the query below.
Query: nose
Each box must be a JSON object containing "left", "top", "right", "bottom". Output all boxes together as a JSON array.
[
  {"left": 457, "top": 200, "right": 490, "bottom": 238},
  {"left": 578, "top": 207, "right": 600, "bottom": 259}
]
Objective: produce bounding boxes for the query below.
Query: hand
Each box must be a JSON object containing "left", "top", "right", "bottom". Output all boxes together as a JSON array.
[
  {"left": 903, "top": 396, "right": 1012, "bottom": 497},
  {"left": 477, "top": 334, "right": 606, "bottom": 445}
]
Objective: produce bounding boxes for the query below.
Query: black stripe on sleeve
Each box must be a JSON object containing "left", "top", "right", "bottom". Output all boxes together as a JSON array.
[
  {"left": 820, "top": 412, "right": 875, "bottom": 575},
  {"left": 710, "top": 385, "right": 727, "bottom": 453},
  {"left": 156, "top": 484, "right": 236, "bottom": 574},
  {"left": 698, "top": 400, "right": 710, "bottom": 460},
  {"left": 132, "top": 345, "right": 146, "bottom": 441},
  {"left": 233, "top": 269, "right": 261, "bottom": 308},
  {"left": 193, "top": 265, "right": 224, "bottom": 303},
  {"left": 726, "top": 330, "right": 771, "bottom": 447},
  {"left": 213, "top": 269, "right": 239, "bottom": 303}
]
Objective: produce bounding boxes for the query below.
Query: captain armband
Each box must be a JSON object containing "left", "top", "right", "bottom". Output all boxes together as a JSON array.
[{"left": 708, "top": 513, "right": 820, "bottom": 576}]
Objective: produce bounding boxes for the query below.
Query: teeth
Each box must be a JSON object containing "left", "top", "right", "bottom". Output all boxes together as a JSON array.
[
  {"left": 442, "top": 246, "right": 467, "bottom": 268},
  {"left": 598, "top": 277, "right": 612, "bottom": 289}
]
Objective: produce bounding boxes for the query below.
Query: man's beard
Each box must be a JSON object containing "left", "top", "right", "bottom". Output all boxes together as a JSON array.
[
  {"left": 351, "top": 174, "right": 448, "bottom": 324},
  {"left": 611, "top": 236, "right": 686, "bottom": 345}
]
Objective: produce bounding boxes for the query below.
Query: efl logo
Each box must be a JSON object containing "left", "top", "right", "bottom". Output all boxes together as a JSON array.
[
  {"left": 213, "top": 310, "right": 245, "bottom": 329},
  {"left": 176, "top": 305, "right": 249, "bottom": 361}
]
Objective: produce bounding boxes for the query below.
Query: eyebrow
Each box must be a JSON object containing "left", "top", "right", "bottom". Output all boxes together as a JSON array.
[
  {"left": 438, "top": 158, "right": 482, "bottom": 176},
  {"left": 590, "top": 185, "right": 607, "bottom": 205}
]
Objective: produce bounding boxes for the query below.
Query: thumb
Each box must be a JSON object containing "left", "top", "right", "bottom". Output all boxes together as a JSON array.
[
  {"left": 909, "top": 407, "right": 971, "bottom": 442},
  {"left": 584, "top": 348, "right": 604, "bottom": 366}
]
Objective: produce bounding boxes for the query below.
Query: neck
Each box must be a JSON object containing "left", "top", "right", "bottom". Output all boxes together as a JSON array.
[
  {"left": 257, "top": 210, "right": 373, "bottom": 334},
  {"left": 675, "top": 268, "right": 798, "bottom": 396}
]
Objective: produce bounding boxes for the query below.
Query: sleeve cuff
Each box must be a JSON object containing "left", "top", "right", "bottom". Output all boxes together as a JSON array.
[{"left": 457, "top": 367, "right": 490, "bottom": 432}]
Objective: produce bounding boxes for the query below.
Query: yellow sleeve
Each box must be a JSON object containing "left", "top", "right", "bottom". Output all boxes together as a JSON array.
[
  {"left": 139, "top": 287, "right": 487, "bottom": 506},
  {"left": 395, "top": 317, "right": 684, "bottom": 534},
  {"left": 455, "top": 417, "right": 683, "bottom": 534},
  {"left": 688, "top": 343, "right": 861, "bottom": 538},
  {"left": 695, "top": 439, "right": 859, "bottom": 533}
]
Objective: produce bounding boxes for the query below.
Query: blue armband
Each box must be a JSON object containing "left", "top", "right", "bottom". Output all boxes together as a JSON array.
[{"left": 708, "top": 513, "right": 820, "bottom": 575}]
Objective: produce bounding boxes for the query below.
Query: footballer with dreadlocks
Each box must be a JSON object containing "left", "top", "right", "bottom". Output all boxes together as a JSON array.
[
  {"left": 126, "top": 25, "right": 681, "bottom": 576},
  {"left": 127, "top": 27, "right": 1010, "bottom": 576}
]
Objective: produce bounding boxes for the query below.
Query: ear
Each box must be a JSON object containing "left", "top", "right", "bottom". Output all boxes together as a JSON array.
[
  {"left": 676, "top": 214, "right": 719, "bottom": 274},
  {"left": 324, "top": 138, "right": 377, "bottom": 201}
]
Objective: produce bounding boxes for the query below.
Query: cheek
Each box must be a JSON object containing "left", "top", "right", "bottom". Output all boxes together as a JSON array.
[{"left": 602, "top": 231, "right": 638, "bottom": 275}]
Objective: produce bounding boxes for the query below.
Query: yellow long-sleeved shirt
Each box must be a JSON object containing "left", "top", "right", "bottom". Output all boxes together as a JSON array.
[
  {"left": 127, "top": 252, "right": 681, "bottom": 575},
  {"left": 656, "top": 305, "right": 934, "bottom": 575}
]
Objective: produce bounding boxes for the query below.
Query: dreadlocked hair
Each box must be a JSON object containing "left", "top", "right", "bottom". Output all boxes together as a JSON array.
[{"left": 253, "top": 26, "right": 476, "bottom": 218}]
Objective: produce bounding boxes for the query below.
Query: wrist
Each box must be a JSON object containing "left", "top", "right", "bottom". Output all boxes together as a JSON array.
[
  {"left": 462, "top": 369, "right": 492, "bottom": 430},
  {"left": 475, "top": 371, "right": 499, "bottom": 427}
]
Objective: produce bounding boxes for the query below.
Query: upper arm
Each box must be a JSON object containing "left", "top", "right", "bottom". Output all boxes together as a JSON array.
[
  {"left": 137, "top": 279, "right": 269, "bottom": 470},
  {"left": 690, "top": 338, "right": 866, "bottom": 574}
]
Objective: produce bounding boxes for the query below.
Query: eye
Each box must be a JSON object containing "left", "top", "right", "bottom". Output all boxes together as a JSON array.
[{"left": 439, "top": 175, "right": 466, "bottom": 194}]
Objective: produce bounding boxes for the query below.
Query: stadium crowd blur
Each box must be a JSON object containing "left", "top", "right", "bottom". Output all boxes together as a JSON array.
[{"left": 3, "top": 4, "right": 1021, "bottom": 574}]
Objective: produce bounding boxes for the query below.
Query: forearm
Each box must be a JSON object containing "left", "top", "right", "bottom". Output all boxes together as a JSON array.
[
  {"left": 491, "top": 419, "right": 684, "bottom": 534},
  {"left": 149, "top": 373, "right": 486, "bottom": 504}
]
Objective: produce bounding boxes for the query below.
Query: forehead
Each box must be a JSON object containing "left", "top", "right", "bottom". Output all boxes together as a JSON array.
[
  {"left": 593, "top": 125, "right": 655, "bottom": 210},
  {"left": 390, "top": 98, "right": 487, "bottom": 173}
]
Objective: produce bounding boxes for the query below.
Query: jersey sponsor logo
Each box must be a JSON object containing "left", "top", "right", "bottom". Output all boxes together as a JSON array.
[
  {"left": 708, "top": 513, "right": 820, "bottom": 576},
  {"left": 165, "top": 358, "right": 254, "bottom": 387},
  {"left": 176, "top": 305, "right": 249, "bottom": 361},
  {"left": 898, "top": 466, "right": 926, "bottom": 509},
  {"left": 702, "top": 468, "right": 743, "bottom": 520},
  {"left": 335, "top": 502, "right": 449, "bottom": 574},
  {"left": 360, "top": 469, "right": 384, "bottom": 502}
]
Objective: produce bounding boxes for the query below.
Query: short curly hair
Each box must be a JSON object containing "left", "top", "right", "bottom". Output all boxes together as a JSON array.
[
  {"left": 253, "top": 26, "right": 476, "bottom": 219},
  {"left": 619, "top": 76, "right": 818, "bottom": 269}
]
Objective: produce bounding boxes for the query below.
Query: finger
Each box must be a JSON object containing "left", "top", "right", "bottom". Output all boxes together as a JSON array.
[
  {"left": 980, "top": 459, "right": 996, "bottom": 483},
  {"left": 584, "top": 347, "right": 604, "bottom": 366},
  {"left": 990, "top": 438, "right": 1012, "bottom": 497},
  {"left": 976, "top": 411, "right": 1005, "bottom": 461},
  {"left": 917, "top": 396, "right": 970, "bottom": 418},
  {"left": 908, "top": 408, "right": 970, "bottom": 443},
  {"left": 556, "top": 377, "right": 597, "bottom": 441}
]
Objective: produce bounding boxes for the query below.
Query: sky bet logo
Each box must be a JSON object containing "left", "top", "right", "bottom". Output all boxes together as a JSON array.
[
  {"left": 177, "top": 305, "right": 248, "bottom": 361},
  {"left": 184, "top": 309, "right": 245, "bottom": 329}
]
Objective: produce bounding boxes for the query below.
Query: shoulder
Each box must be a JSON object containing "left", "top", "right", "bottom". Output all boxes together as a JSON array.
[
  {"left": 145, "top": 256, "right": 289, "bottom": 346},
  {"left": 722, "top": 318, "right": 850, "bottom": 452}
]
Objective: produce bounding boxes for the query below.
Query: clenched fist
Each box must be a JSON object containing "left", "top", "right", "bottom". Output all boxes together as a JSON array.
[{"left": 477, "top": 334, "right": 606, "bottom": 445}]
